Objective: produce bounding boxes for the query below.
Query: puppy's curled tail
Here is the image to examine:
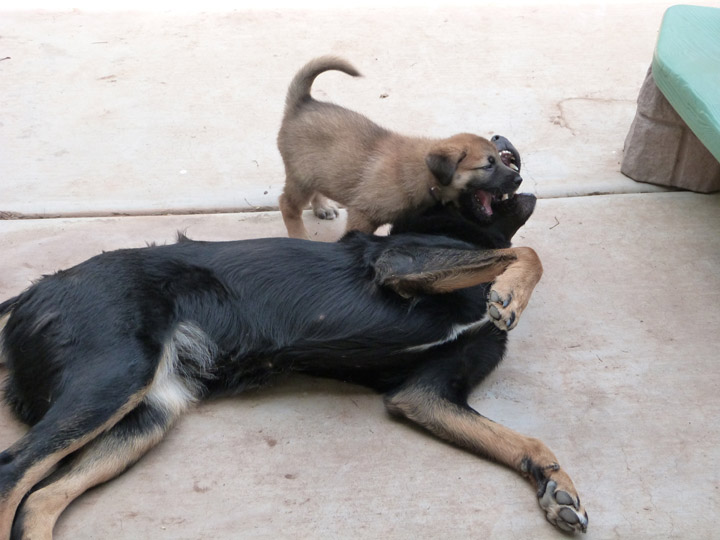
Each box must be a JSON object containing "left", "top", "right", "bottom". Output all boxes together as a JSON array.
[{"left": 284, "top": 55, "right": 361, "bottom": 116}]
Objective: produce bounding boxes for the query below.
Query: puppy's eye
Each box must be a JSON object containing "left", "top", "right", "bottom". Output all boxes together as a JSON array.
[{"left": 473, "top": 156, "right": 495, "bottom": 171}]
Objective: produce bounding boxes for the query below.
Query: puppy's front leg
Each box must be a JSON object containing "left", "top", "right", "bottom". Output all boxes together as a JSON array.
[
  {"left": 385, "top": 386, "right": 588, "bottom": 533},
  {"left": 487, "top": 247, "right": 543, "bottom": 331}
]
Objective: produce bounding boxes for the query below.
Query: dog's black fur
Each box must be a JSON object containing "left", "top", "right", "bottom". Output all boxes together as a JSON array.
[
  {"left": 0, "top": 139, "right": 587, "bottom": 537},
  {"left": 0, "top": 194, "right": 531, "bottom": 421}
]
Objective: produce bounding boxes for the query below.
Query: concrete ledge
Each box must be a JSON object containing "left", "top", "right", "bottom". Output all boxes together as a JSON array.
[{"left": 2, "top": 192, "right": 719, "bottom": 539}]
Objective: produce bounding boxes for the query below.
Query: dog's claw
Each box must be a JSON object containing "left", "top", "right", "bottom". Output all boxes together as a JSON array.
[
  {"left": 487, "top": 289, "right": 516, "bottom": 331},
  {"left": 489, "top": 290, "right": 509, "bottom": 307},
  {"left": 538, "top": 480, "right": 588, "bottom": 534}
]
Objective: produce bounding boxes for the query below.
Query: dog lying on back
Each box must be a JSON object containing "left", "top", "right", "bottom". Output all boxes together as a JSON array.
[
  {"left": 0, "top": 140, "right": 587, "bottom": 538},
  {"left": 278, "top": 56, "right": 522, "bottom": 238}
]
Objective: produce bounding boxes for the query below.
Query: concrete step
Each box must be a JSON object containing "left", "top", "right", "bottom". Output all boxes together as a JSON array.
[{"left": 2, "top": 191, "right": 719, "bottom": 539}]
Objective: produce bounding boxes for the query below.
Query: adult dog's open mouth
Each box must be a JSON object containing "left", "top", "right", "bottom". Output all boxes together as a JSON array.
[
  {"left": 471, "top": 188, "right": 519, "bottom": 220},
  {"left": 499, "top": 148, "right": 520, "bottom": 172}
]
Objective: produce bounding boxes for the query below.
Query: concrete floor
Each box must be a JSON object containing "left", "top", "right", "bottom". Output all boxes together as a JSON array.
[{"left": 1, "top": 2, "right": 720, "bottom": 539}]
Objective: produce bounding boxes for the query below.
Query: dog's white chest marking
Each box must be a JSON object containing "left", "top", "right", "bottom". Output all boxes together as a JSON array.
[{"left": 404, "top": 315, "right": 492, "bottom": 352}]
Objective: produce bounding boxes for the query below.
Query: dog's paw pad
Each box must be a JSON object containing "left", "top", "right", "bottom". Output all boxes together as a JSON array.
[
  {"left": 487, "top": 289, "right": 516, "bottom": 331},
  {"left": 538, "top": 480, "right": 588, "bottom": 533},
  {"left": 313, "top": 205, "right": 339, "bottom": 220}
]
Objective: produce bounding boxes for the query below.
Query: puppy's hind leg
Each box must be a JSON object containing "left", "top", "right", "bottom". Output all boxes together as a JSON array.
[
  {"left": 11, "top": 400, "right": 179, "bottom": 540},
  {"left": 310, "top": 193, "right": 339, "bottom": 220},
  {"left": 279, "top": 178, "right": 313, "bottom": 239},
  {"left": 345, "top": 209, "right": 379, "bottom": 234},
  {"left": 385, "top": 384, "right": 588, "bottom": 533}
]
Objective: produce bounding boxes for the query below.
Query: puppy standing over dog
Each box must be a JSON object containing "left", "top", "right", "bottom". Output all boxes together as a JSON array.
[
  {"left": 278, "top": 56, "right": 522, "bottom": 238},
  {"left": 0, "top": 137, "right": 587, "bottom": 537}
]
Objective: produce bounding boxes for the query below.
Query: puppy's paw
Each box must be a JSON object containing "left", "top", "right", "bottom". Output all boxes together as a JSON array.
[
  {"left": 487, "top": 288, "right": 517, "bottom": 331},
  {"left": 312, "top": 202, "right": 340, "bottom": 220},
  {"left": 538, "top": 478, "right": 588, "bottom": 533}
]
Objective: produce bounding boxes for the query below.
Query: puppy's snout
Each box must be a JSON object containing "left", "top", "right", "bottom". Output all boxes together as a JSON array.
[{"left": 513, "top": 174, "right": 523, "bottom": 188}]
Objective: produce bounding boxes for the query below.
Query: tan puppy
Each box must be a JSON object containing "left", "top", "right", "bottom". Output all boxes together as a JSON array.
[{"left": 277, "top": 56, "right": 522, "bottom": 239}]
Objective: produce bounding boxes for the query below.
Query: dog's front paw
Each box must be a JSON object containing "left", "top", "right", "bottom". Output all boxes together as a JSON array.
[
  {"left": 487, "top": 288, "right": 517, "bottom": 331},
  {"left": 538, "top": 478, "right": 588, "bottom": 534}
]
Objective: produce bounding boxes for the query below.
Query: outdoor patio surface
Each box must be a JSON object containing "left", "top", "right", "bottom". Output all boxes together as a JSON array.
[{"left": 1, "top": 2, "right": 719, "bottom": 539}]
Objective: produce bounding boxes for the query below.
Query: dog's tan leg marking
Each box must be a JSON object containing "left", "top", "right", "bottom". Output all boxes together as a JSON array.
[
  {"left": 17, "top": 410, "right": 171, "bottom": 540},
  {"left": 487, "top": 247, "right": 543, "bottom": 331},
  {"left": 385, "top": 387, "right": 588, "bottom": 533},
  {"left": 279, "top": 183, "right": 312, "bottom": 239},
  {"left": 345, "top": 209, "right": 378, "bottom": 234},
  {"left": 0, "top": 390, "right": 147, "bottom": 540},
  {"left": 310, "top": 193, "right": 339, "bottom": 220}
]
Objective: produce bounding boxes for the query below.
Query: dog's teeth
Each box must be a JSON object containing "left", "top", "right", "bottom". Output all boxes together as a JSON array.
[
  {"left": 510, "top": 164, "right": 519, "bottom": 172},
  {"left": 502, "top": 193, "right": 509, "bottom": 201}
]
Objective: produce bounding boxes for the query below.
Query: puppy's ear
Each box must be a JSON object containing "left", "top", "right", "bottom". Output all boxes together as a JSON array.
[
  {"left": 374, "top": 246, "right": 515, "bottom": 298},
  {"left": 425, "top": 147, "right": 467, "bottom": 186}
]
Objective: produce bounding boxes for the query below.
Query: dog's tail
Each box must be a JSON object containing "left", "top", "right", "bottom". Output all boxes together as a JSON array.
[
  {"left": 0, "top": 296, "right": 19, "bottom": 364},
  {"left": 0, "top": 295, "right": 18, "bottom": 325},
  {"left": 283, "top": 55, "right": 361, "bottom": 116},
  {"left": 0, "top": 296, "right": 17, "bottom": 317}
]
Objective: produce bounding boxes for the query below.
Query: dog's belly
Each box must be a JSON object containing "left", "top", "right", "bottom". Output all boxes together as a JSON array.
[{"left": 196, "top": 310, "right": 503, "bottom": 396}]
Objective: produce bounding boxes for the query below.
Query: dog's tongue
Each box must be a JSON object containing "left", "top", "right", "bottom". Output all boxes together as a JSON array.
[{"left": 476, "top": 190, "right": 493, "bottom": 216}]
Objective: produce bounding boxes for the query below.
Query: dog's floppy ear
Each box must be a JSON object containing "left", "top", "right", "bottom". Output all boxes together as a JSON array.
[
  {"left": 425, "top": 147, "right": 468, "bottom": 186},
  {"left": 374, "top": 246, "right": 516, "bottom": 298}
]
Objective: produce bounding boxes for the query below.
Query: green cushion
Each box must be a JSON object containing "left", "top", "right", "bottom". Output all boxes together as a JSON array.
[{"left": 652, "top": 5, "right": 720, "bottom": 162}]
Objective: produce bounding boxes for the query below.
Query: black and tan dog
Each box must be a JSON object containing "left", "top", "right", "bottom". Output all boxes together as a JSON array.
[
  {"left": 278, "top": 56, "right": 522, "bottom": 239},
  {"left": 0, "top": 141, "right": 587, "bottom": 538}
]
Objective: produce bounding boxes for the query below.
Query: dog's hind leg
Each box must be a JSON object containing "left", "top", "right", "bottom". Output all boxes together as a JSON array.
[
  {"left": 0, "top": 383, "right": 150, "bottom": 540},
  {"left": 384, "top": 385, "right": 588, "bottom": 533},
  {"left": 9, "top": 322, "right": 211, "bottom": 538},
  {"left": 11, "top": 400, "right": 178, "bottom": 540}
]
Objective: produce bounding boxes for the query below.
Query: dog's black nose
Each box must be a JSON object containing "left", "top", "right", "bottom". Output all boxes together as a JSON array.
[{"left": 513, "top": 175, "right": 523, "bottom": 187}]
